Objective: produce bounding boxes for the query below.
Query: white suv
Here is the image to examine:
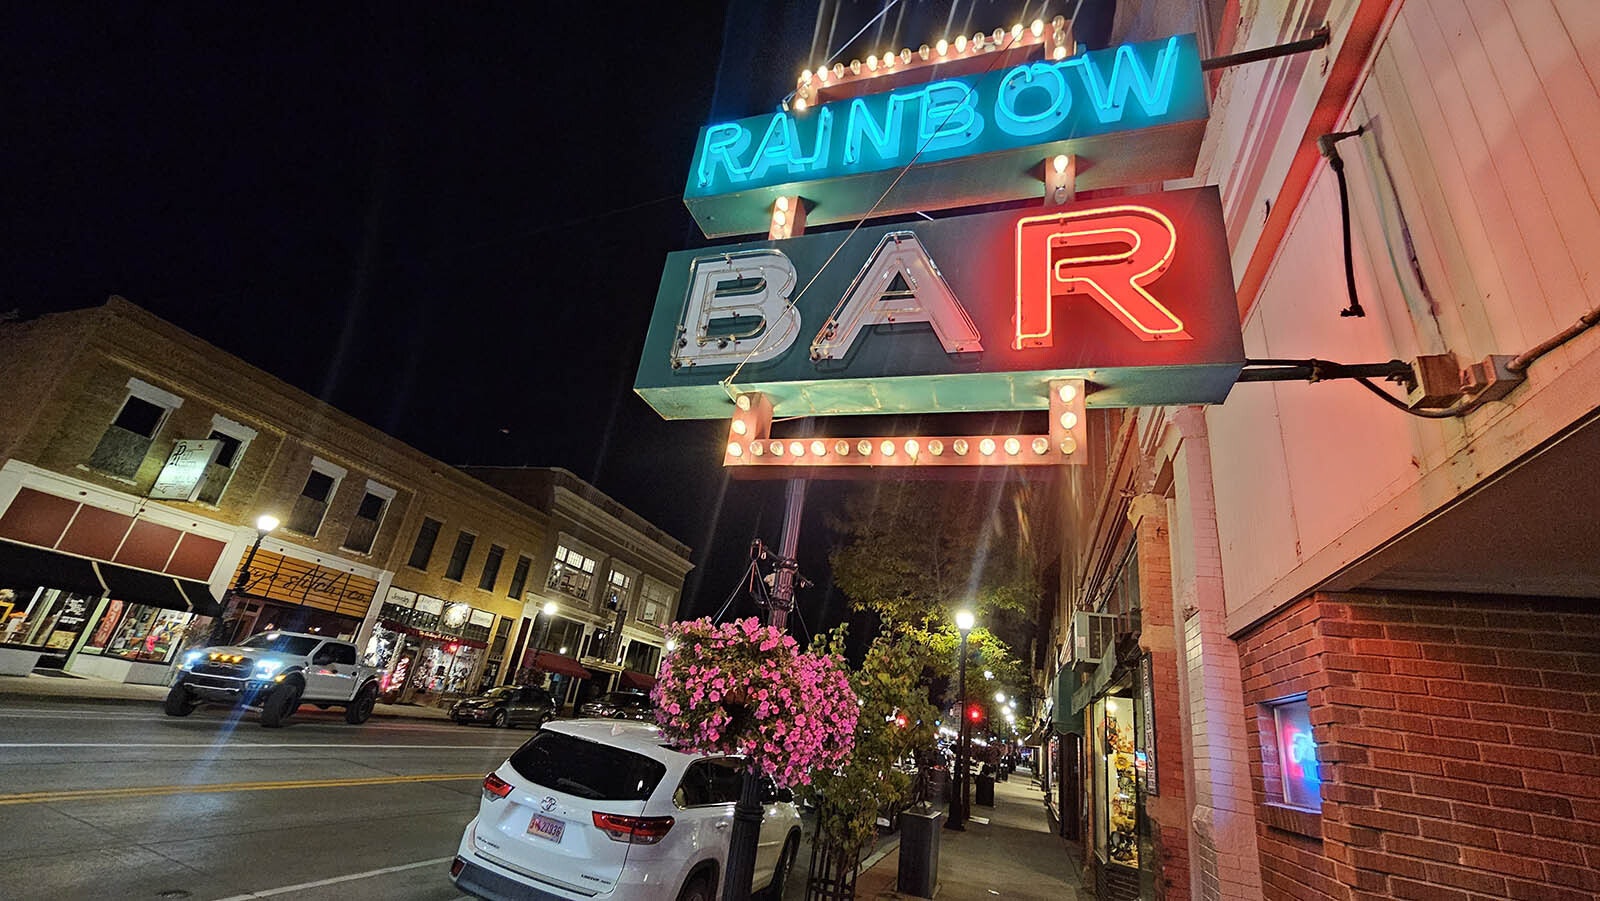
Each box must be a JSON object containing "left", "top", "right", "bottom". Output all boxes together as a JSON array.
[{"left": 450, "top": 719, "right": 802, "bottom": 901}]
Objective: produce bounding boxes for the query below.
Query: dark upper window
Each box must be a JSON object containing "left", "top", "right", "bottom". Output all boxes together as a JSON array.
[
  {"left": 507, "top": 555, "right": 532, "bottom": 599},
  {"left": 195, "top": 430, "right": 245, "bottom": 505},
  {"left": 478, "top": 544, "right": 505, "bottom": 591},
  {"left": 341, "top": 489, "right": 389, "bottom": 554},
  {"left": 89, "top": 396, "right": 170, "bottom": 479},
  {"left": 407, "top": 518, "right": 442, "bottom": 570},
  {"left": 444, "top": 531, "right": 475, "bottom": 582},
  {"left": 286, "top": 469, "right": 337, "bottom": 535}
]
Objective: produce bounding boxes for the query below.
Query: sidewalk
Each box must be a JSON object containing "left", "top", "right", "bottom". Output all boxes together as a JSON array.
[
  {"left": 0, "top": 671, "right": 452, "bottom": 720},
  {"left": 854, "top": 769, "right": 1092, "bottom": 900}
]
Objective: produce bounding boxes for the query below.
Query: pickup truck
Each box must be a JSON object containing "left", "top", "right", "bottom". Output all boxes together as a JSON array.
[{"left": 165, "top": 630, "right": 381, "bottom": 727}]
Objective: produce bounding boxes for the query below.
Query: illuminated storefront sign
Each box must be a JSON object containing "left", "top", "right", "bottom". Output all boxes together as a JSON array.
[
  {"left": 684, "top": 34, "right": 1208, "bottom": 237},
  {"left": 635, "top": 186, "right": 1243, "bottom": 421},
  {"left": 149, "top": 439, "right": 222, "bottom": 501}
]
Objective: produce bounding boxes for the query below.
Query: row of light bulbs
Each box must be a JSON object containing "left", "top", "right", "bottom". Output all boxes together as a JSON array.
[
  {"left": 727, "top": 434, "right": 1078, "bottom": 459},
  {"left": 793, "top": 17, "right": 1072, "bottom": 110}
]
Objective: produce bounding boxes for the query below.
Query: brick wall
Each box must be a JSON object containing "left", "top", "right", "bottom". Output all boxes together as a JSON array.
[
  {"left": 1238, "top": 590, "right": 1600, "bottom": 901},
  {"left": 1133, "top": 495, "right": 1191, "bottom": 901}
]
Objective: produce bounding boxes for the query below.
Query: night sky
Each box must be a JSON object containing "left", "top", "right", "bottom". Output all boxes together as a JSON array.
[{"left": 3, "top": 1, "right": 1070, "bottom": 639}]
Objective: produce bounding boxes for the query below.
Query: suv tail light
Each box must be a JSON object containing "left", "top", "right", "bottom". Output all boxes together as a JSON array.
[
  {"left": 592, "top": 811, "right": 675, "bottom": 844},
  {"left": 483, "top": 772, "right": 514, "bottom": 802}
]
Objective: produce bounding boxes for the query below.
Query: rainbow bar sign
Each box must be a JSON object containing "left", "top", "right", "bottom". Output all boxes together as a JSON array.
[{"left": 684, "top": 34, "right": 1208, "bottom": 237}]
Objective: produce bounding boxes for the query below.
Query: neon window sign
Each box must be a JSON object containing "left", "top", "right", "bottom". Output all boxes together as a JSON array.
[{"left": 1272, "top": 697, "right": 1321, "bottom": 810}]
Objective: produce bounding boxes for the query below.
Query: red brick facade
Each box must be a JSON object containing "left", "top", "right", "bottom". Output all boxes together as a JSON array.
[{"left": 1238, "top": 591, "right": 1600, "bottom": 901}]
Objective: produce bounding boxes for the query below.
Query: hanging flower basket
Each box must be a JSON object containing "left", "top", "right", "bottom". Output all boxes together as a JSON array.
[{"left": 653, "top": 617, "right": 858, "bottom": 788}]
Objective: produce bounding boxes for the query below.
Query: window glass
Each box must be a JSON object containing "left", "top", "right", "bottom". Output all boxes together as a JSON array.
[
  {"left": 548, "top": 544, "right": 597, "bottom": 598},
  {"left": 320, "top": 642, "right": 358, "bottom": 665},
  {"left": 342, "top": 490, "right": 388, "bottom": 553},
  {"left": 705, "top": 757, "right": 745, "bottom": 804},
  {"left": 508, "top": 555, "right": 532, "bottom": 599},
  {"left": 113, "top": 397, "right": 165, "bottom": 436},
  {"left": 479, "top": 545, "right": 505, "bottom": 591},
  {"left": 287, "top": 469, "right": 338, "bottom": 535},
  {"left": 239, "top": 632, "right": 320, "bottom": 656},
  {"left": 101, "top": 606, "right": 191, "bottom": 662},
  {"left": 195, "top": 430, "right": 245, "bottom": 505},
  {"left": 1273, "top": 698, "right": 1321, "bottom": 810},
  {"left": 408, "top": 518, "right": 442, "bottom": 569},
  {"left": 507, "top": 730, "right": 667, "bottom": 802},
  {"left": 445, "top": 531, "right": 475, "bottom": 581},
  {"left": 1, "top": 588, "right": 95, "bottom": 649},
  {"left": 604, "top": 569, "right": 633, "bottom": 610}
]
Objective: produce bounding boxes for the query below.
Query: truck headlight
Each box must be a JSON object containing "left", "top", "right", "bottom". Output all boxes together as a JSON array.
[
  {"left": 253, "top": 660, "right": 284, "bottom": 678},
  {"left": 180, "top": 651, "right": 203, "bottom": 670}
]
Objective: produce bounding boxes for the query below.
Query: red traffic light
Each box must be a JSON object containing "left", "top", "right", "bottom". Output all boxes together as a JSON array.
[{"left": 967, "top": 704, "right": 983, "bottom": 722}]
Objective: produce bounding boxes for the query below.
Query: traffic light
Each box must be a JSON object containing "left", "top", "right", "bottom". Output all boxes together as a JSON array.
[{"left": 967, "top": 703, "right": 984, "bottom": 723}]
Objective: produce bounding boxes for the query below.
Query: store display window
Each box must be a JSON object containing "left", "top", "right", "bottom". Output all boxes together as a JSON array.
[
  {"left": 97, "top": 606, "right": 193, "bottom": 662},
  {"left": 1095, "top": 694, "right": 1139, "bottom": 868},
  {"left": 0, "top": 587, "right": 96, "bottom": 650}
]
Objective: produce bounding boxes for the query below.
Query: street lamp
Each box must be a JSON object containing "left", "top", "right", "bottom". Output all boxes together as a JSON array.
[
  {"left": 209, "top": 514, "right": 278, "bottom": 645},
  {"left": 534, "top": 600, "right": 559, "bottom": 651},
  {"left": 946, "top": 608, "right": 975, "bottom": 831}
]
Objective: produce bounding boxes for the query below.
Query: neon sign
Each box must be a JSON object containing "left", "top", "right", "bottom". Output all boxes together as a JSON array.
[
  {"left": 636, "top": 186, "right": 1243, "bottom": 420},
  {"left": 683, "top": 35, "right": 1208, "bottom": 237},
  {"left": 1273, "top": 699, "right": 1322, "bottom": 810}
]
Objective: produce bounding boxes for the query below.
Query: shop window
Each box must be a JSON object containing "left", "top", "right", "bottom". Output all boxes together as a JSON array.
[
  {"left": 1267, "top": 696, "right": 1322, "bottom": 811},
  {"left": 488, "top": 617, "right": 512, "bottom": 659},
  {"left": 97, "top": 606, "right": 192, "bottom": 662},
  {"left": 1096, "top": 695, "right": 1139, "bottom": 869},
  {"left": 479, "top": 544, "right": 505, "bottom": 591},
  {"left": 342, "top": 481, "right": 395, "bottom": 554},
  {"left": 407, "top": 517, "right": 442, "bottom": 570},
  {"left": 548, "top": 543, "right": 596, "bottom": 599},
  {"left": 1, "top": 588, "right": 95, "bottom": 649},
  {"left": 194, "top": 415, "right": 257, "bottom": 505},
  {"left": 507, "top": 554, "right": 532, "bottom": 600},
  {"left": 88, "top": 379, "right": 183, "bottom": 479},
  {"left": 444, "top": 531, "right": 475, "bottom": 582},
  {"left": 286, "top": 457, "right": 345, "bottom": 536},
  {"left": 603, "top": 568, "right": 634, "bottom": 611}
]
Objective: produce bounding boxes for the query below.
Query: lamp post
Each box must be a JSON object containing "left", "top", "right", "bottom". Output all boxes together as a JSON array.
[
  {"left": 529, "top": 601, "right": 558, "bottom": 690},
  {"left": 946, "top": 608, "right": 975, "bottom": 831},
  {"left": 209, "top": 514, "right": 278, "bottom": 645}
]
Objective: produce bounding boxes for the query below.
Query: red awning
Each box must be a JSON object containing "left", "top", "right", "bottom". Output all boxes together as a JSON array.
[
  {"left": 619, "top": 670, "right": 657, "bottom": 691},
  {"left": 526, "top": 650, "right": 592, "bottom": 680}
]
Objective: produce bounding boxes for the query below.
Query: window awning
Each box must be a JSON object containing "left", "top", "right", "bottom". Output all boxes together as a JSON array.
[
  {"left": 619, "top": 669, "right": 657, "bottom": 691},
  {"left": 0, "top": 539, "right": 105, "bottom": 596},
  {"left": 525, "top": 650, "right": 592, "bottom": 680},
  {"left": 96, "top": 562, "right": 221, "bottom": 616}
]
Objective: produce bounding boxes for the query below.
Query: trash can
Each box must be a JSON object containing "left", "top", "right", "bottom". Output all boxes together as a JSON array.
[
  {"left": 975, "top": 773, "right": 995, "bottom": 807},
  {"left": 926, "top": 765, "right": 949, "bottom": 803},
  {"left": 896, "top": 806, "right": 944, "bottom": 898}
]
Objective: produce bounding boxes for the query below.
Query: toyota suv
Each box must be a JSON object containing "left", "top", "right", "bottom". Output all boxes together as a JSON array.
[{"left": 450, "top": 719, "right": 801, "bottom": 901}]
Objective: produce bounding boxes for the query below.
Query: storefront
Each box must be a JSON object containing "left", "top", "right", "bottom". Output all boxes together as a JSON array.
[
  {"left": 520, "top": 647, "right": 592, "bottom": 711},
  {"left": 216, "top": 546, "right": 380, "bottom": 645},
  {"left": 370, "top": 587, "right": 495, "bottom": 703},
  {"left": 0, "top": 536, "right": 220, "bottom": 681}
]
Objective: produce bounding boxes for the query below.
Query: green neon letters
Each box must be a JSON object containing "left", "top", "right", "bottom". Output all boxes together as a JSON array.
[{"left": 689, "top": 34, "right": 1202, "bottom": 198}]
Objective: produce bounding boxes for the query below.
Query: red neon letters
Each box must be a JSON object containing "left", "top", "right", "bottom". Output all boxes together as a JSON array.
[{"left": 1014, "top": 204, "right": 1190, "bottom": 348}]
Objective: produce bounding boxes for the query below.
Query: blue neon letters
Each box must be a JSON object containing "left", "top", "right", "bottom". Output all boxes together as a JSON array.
[{"left": 690, "top": 34, "right": 1202, "bottom": 196}]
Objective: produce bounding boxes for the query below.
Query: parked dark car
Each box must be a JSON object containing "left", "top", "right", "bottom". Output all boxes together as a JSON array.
[
  {"left": 449, "top": 685, "right": 557, "bottom": 728},
  {"left": 578, "top": 689, "right": 655, "bottom": 721}
]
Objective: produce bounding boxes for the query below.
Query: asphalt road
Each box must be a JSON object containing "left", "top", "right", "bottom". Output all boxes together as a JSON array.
[{"left": 0, "top": 698, "right": 528, "bottom": 901}]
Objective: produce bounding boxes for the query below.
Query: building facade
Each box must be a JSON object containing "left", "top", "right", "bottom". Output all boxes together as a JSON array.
[
  {"left": 460, "top": 466, "right": 692, "bottom": 709},
  {"left": 0, "top": 298, "right": 686, "bottom": 710},
  {"left": 1042, "top": 2, "right": 1600, "bottom": 900}
]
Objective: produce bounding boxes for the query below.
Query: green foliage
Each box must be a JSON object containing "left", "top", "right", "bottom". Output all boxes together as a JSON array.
[{"left": 797, "top": 625, "right": 940, "bottom": 856}]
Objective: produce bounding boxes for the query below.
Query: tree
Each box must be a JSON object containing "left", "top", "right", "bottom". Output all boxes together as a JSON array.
[{"left": 797, "top": 625, "right": 939, "bottom": 898}]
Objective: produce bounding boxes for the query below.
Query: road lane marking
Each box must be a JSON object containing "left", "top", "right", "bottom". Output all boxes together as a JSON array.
[
  {"left": 0, "top": 742, "right": 520, "bottom": 749},
  {"left": 209, "top": 855, "right": 455, "bottom": 900},
  {"left": 0, "top": 772, "right": 484, "bottom": 806}
]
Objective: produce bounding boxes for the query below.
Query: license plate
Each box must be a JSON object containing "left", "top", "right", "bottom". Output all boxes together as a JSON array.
[{"left": 527, "top": 814, "right": 565, "bottom": 843}]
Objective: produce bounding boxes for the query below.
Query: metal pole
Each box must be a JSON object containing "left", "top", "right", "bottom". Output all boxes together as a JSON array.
[
  {"left": 724, "top": 477, "right": 808, "bottom": 901},
  {"left": 210, "top": 532, "right": 265, "bottom": 645},
  {"left": 946, "top": 633, "right": 970, "bottom": 830}
]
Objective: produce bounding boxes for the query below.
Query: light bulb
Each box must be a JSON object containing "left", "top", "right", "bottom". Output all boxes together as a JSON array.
[
  {"left": 1031, "top": 19, "right": 1045, "bottom": 38},
  {"left": 770, "top": 441, "right": 784, "bottom": 456},
  {"left": 811, "top": 440, "right": 826, "bottom": 456},
  {"left": 1060, "top": 436, "right": 1078, "bottom": 455},
  {"left": 936, "top": 39, "right": 948, "bottom": 56},
  {"left": 793, "top": 97, "right": 808, "bottom": 112},
  {"left": 980, "top": 438, "right": 996, "bottom": 455},
  {"left": 737, "top": 394, "right": 752, "bottom": 410},
  {"left": 752, "top": 443, "right": 765, "bottom": 456},
  {"left": 928, "top": 439, "right": 944, "bottom": 456},
  {"left": 732, "top": 419, "right": 748, "bottom": 435},
  {"left": 1005, "top": 438, "right": 1021, "bottom": 455},
  {"left": 858, "top": 439, "right": 872, "bottom": 456},
  {"left": 904, "top": 439, "right": 919, "bottom": 457},
  {"left": 1053, "top": 154, "right": 1070, "bottom": 174},
  {"left": 1032, "top": 437, "right": 1050, "bottom": 455},
  {"left": 835, "top": 439, "right": 851, "bottom": 455},
  {"left": 1060, "top": 411, "right": 1078, "bottom": 429},
  {"left": 880, "top": 440, "right": 896, "bottom": 456},
  {"left": 789, "top": 441, "right": 805, "bottom": 456},
  {"left": 1057, "top": 383, "right": 1077, "bottom": 403},
  {"left": 953, "top": 439, "right": 969, "bottom": 455},
  {"left": 727, "top": 443, "right": 743, "bottom": 457}
]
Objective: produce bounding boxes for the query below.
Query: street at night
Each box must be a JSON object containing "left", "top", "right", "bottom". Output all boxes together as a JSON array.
[{"left": 0, "top": 700, "right": 517, "bottom": 901}]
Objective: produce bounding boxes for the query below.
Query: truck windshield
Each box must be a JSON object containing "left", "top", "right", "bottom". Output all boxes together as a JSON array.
[{"left": 239, "top": 633, "right": 320, "bottom": 656}]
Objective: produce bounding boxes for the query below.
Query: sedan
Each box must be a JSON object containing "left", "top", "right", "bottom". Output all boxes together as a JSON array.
[
  {"left": 578, "top": 689, "right": 655, "bottom": 721},
  {"left": 450, "top": 685, "right": 558, "bottom": 729}
]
